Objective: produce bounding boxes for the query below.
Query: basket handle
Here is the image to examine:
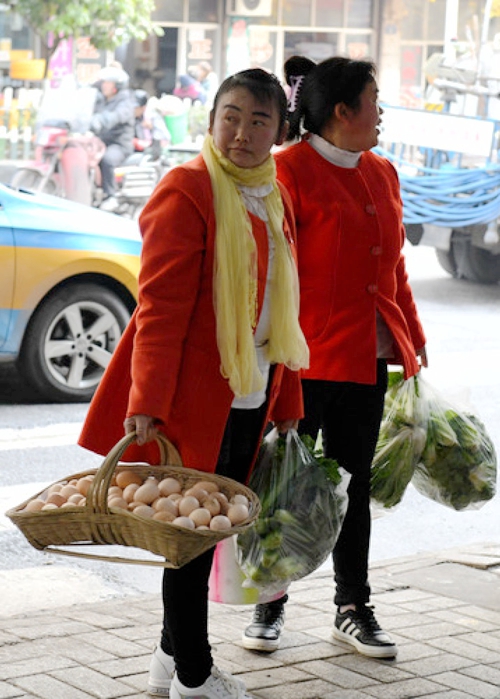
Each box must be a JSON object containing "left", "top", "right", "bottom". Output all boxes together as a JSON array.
[{"left": 86, "top": 431, "right": 183, "bottom": 516}]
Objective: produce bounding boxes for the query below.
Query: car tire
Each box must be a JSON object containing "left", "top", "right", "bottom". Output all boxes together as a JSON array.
[
  {"left": 450, "top": 232, "right": 500, "bottom": 284},
  {"left": 18, "top": 283, "right": 131, "bottom": 403},
  {"left": 435, "top": 247, "right": 458, "bottom": 277},
  {"left": 10, "top": 168, "right": 58, "bottom": 195}
]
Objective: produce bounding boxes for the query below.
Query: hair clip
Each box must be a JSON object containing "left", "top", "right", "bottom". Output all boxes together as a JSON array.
[{"left": 287, "top": 75, "right": 304, "bottom": 113}]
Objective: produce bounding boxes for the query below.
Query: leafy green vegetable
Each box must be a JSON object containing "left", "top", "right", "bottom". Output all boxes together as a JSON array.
[
  {"left": 414, "top": 411, "right": 497, "bottom": 510},
  {"left": 371, "top": 371, "right": 497, "bottom": 511},
  {"left": 237, "top": 430, "right": 348, "bottom": 594},
  {"left": 371, "top": 372, "right": 426, "bottom": 508}
]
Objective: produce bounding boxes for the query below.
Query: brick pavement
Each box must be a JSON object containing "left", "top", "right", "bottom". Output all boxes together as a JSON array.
[{"left": 1, "top": 543, "right": 500, "bottom": 699}]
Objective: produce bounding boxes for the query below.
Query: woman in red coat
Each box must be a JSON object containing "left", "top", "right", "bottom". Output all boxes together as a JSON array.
[
  {"left": 79, "top": 68, "right": 309, "bottom": 699},
  {"left": 242, "top": 56, "right": 427, "bottom": 660}
]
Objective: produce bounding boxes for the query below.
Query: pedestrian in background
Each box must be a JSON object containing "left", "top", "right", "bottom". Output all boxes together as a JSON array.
[
  {"left": 90, "top": 65, "right": 135, "bottom": 211},
  {"left": 242, "top": 54, "right": 428, "bottom": 660},
  {"left": 79, "top": 67, "right": 309, "bottom": 699}
]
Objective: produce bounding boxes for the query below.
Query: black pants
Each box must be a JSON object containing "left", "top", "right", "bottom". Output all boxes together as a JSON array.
[
  {"left": 298, "top": 360, "right": 388, "bottom": 607},
  {"left": 160, "top": 403, "right": 267, "bottom": 687}
]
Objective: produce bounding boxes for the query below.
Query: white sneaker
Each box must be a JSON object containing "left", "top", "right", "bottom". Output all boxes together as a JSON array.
[
  {"left": 147, "top": 645, "right": 175, "bottom": 696},
  {"left": 99, "top": 195, "right": 119, "bottom": 211},
  {"left": 170, "top": 666, "right": 253, "bottom": 699}
]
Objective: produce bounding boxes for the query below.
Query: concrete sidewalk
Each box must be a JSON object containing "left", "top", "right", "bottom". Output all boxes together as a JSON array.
[{"left": 1, "top": 543, "right": 500, "bottom": 699}]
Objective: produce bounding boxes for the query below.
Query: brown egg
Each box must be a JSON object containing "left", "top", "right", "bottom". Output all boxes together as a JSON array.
[
  {"left": 77, "top": 476, "right": 94, "bottom": 496},
  {"left": 133, "top": 479, "right": 160, "bottom": 505},
  {"left": 48, "top": 483, "right": 63, "bottom": 494},
  {"left": 133, "top": 504, "right": 155, "bottom": 519},
  {"left": 172, "top": 516, "right": 195, "bottom": 529},
  {"left": 42, "top": 503, "right": 59, "bottom": 511},
  {"left": 184, "top": 487, "right": 209, "bottom": 501},
  {"left": 68, "top": 493, "right": 85, "bottom": 505},
  {"left": 24, "top": 499, "right": 45, "bottom": 512},
  {"left": 153, "top": 497, "right": 179, "bottom": 517},
  {"left": 158, "top": 477, "right": 182, "bottom": 496},
  {"left": 60, "top": 484, "right": 80, "bottom": 500},
  {"left": 227, "top": 503, "right": 249, "bottom": 525},
  {"left": 178, "top": 495, "right": 200, "bottom": 517},
  {"left": 209, "top": 515, "right": 232, "bottom": 531},
  {"left": 108, "top": 497, "right": 128, "bottom": 510},
  {"left": 231, "top": 493, "right": 249, "bottom": 507},
  {"left": 168, "top": 492, "right": 183, "bottom": 503},
  {"left": 46, "top": 492, "right": 66, "bottom": 507},
  {"left": 212, "top": 492, "right": 229, "bottom": 513},
  {"left": 108, "top": 485, "right": 123, "bottom": 498},
  {"left": 189, "top": 507, "right": 212, "bottom": 528},
  {"left": 123, "top": 483, "right": 140, "bottom": 503},
  {"left": 194, "top": 480, "right": 219, "bottom": 494},
  {"left": 153, "top": 510, "right": 176, "bottom": 522},
  {"left": 201, "top": 496, "right": 221, "bottom": 517},
  {"left": 116, "top": 470, "right": 144, "bottom": 489}
]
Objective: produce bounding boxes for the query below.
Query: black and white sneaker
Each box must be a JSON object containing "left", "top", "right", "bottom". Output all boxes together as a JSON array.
[
  {"left": 332, "top": 605, "right": 397, "bottom": 659},
  {"left": 241, "top": 596, "right": 287, "bottom": 652}
]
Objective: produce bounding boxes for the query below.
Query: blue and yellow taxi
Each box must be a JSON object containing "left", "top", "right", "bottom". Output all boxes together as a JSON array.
[{"left": 0, "top": 182, "right": 141, "bottom": 402}]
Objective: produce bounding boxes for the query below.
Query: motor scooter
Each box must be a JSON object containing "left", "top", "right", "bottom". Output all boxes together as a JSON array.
[
  {"left": 9, "top": 85, "right": 162, "bottom": 217},
  {"left": 10, "top": 120, "right": 161, "bottom": 217},
  {"left": 9, "top": 119, "right": 103, "bottom": 206}
]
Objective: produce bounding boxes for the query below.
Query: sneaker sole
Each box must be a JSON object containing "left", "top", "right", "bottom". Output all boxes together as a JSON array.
[
  {"left": 147, "top": 682, "right": 170, "bottom": 697},
  {"left": 331, "top": 627, "right": 397, "bottom": 659},
  {"left": 241, "top": 633, "right": 280, "bottom": 652}
]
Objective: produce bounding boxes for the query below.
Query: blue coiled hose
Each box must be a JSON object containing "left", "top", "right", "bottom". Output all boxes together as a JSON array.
[{"left": 374, "top": 146, "right": 500, "bottom": 228}]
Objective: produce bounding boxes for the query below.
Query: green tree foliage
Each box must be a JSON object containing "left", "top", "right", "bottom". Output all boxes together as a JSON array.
[{"left": 9, "top": 0, "right": 161, "bottom": 75}]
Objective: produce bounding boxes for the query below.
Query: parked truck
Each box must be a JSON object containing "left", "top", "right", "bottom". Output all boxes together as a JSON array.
[{"left": 377, "top": 56, "right": 500, "bottom": 284}]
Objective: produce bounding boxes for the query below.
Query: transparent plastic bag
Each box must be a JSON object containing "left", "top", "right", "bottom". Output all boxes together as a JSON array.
[
  {"left": 412, "top": 377, "right": 497, "bottom": 511},
  {"left": 208, "top": 536, "right": 287, "bottom": 605},
  {"left": 237, "top": 428, "right": 349, "bottom": 597},
  {"left": 371, "top": 371, "right": 427, "bottom": 509}
]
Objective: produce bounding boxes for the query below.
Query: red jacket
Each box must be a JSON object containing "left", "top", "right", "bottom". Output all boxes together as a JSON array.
[
  {"left": 79, "top": 155, "right": 303, "bottom": 471},
  {"left": 275, "top": 140, "right": 426, "bottom": 384}
]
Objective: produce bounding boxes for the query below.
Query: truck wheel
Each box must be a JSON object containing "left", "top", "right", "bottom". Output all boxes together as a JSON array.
[
  {"left": 450, "top": 232, "right": 500, "bottom": 284},
  {"left": 435, "top": 248, "right": 458, "bottom": 277}
]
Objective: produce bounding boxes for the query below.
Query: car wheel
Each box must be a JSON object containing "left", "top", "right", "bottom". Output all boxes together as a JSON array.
[
  {"left": 18, "top": 283, "right": 131, "bottom": 402},
  {"left": 435, "top": 248, "right": 458, "bottom": 277},
  {"left": 10, "top": 168, "right": 58, "bottom": 195},
  {"left": 450, "top": 232, "right": 500, "bottom": 284}
]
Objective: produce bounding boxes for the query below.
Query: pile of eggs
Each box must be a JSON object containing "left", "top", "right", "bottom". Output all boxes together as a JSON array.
[{"left": 22, "top": 470, "right": 251, "bottom": 531}]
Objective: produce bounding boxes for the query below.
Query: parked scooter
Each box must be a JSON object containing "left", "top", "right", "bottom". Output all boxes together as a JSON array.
[{"left": 10, "top": 119, "right": 161, "bottom": 218}]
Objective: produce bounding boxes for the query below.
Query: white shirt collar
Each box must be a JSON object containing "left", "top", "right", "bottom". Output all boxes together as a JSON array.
[{"left": 308, "top": 133, "right": 362, "bottom": 169}]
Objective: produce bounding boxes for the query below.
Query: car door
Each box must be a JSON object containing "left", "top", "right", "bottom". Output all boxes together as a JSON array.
[{"left": 0, "top": 205, "right": 15, "bottom": 349}]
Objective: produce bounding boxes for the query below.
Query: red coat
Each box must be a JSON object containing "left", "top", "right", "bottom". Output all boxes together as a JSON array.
[
  {"left": 79, "top": 155, "right": 303, "bottom": 471},
  {"left": 275, "top": 140, "right": 426, "bottom": 384}
]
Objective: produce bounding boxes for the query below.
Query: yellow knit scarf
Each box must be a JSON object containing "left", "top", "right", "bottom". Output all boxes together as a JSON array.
[{"left": 202, "top": 134, "right": 309, "bottom": 397}]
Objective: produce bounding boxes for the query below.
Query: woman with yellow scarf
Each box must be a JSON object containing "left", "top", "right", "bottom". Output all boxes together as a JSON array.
[{"left": 79, "top": 68, "right": 308, "bottom": 699}]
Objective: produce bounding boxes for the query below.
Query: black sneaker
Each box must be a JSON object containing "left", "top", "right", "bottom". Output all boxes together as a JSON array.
[
  {"left": 242, "top": 595, "right": 287, "bottom": 652},
  {"left": 332, "top": 605, "right": 397, "bottom": 658}
]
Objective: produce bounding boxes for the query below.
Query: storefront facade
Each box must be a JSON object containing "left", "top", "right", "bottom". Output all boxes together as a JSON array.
[{"left": 1, "top": 0, "right": 499, "bottom": 107}]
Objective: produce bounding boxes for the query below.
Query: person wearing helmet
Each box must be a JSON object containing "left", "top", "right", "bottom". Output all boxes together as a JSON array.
[{"left": 91, "top": 66, "right": 135, "bottom": 211}]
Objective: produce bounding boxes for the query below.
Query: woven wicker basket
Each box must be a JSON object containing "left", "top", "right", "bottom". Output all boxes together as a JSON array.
[{"left": 6, "top": 432, "right": 261, "bottom": 568}]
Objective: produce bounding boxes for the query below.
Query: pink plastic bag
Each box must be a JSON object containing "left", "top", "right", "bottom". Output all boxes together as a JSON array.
[{"left": 208, "top": 536, "right": 286, "bottom": 605}]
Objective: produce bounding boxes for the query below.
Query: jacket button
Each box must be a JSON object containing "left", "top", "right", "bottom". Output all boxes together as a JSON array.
[
  {"left": 365, "top": 204, "right": 376, "bottom": 215},
  {"left": 366, "top": 283, "right": 378, "bottom": 294},
  {"left": 370, "top": 245, "right": 382, "bottom": 255}
]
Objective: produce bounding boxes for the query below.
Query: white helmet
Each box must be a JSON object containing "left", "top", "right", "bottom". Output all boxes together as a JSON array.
[{"left": 96, "top": 66, "right": 130, "bottom": 91}]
